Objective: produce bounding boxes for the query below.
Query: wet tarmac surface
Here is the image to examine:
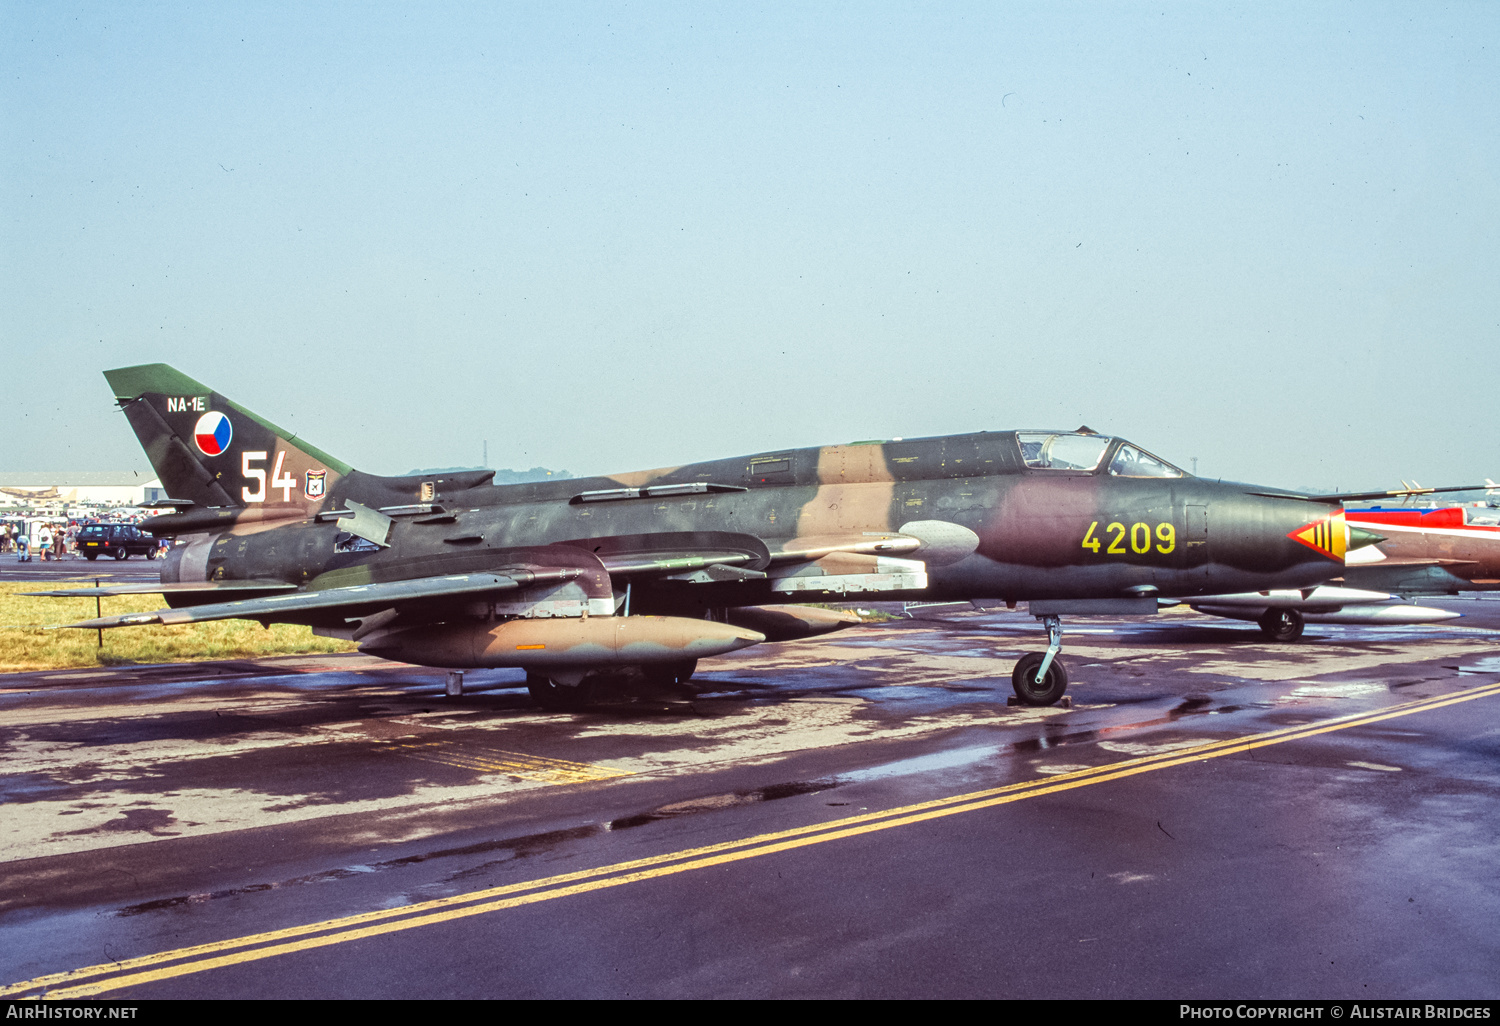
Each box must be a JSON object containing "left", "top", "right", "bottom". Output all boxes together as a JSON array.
[{"left": 3, "top": 598, "right": 1500, "bottom": 998}]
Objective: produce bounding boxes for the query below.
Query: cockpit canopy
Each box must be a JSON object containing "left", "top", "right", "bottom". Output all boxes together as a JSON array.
[{"left": 1017, "top": 432, "right": 1186, "bottom": 478}]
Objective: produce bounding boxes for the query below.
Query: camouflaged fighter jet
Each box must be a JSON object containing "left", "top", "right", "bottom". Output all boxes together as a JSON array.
[{"left": 38, "top": 364, "right": 1411, "bottom": 708}]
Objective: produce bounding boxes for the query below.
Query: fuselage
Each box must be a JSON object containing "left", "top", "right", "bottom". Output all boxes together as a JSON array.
[{"left": 150, "top": 430, "right": 1345, "bottom": 622}]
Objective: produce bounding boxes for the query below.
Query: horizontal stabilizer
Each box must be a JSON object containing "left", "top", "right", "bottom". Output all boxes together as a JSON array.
[
  {"left": 58, "top": 570, "right": 580, "bottom": 630},
  {"left": 24, "top": 580, "right": 297, "bottom": 598}
]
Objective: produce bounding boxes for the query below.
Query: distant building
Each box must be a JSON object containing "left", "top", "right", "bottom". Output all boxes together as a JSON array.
[
  {"left": 0, "top": 472, "right": 161, "bottom": 508},
  {"left": 0, "top": 468, "right": 570, "bottom": 511}
]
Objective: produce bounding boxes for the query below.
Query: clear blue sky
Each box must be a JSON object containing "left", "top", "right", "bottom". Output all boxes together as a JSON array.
[{"left": 4, "top": 2, "right": 1497, "bottom": 491}]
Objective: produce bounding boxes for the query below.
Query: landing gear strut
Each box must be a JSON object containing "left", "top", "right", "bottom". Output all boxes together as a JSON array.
[
  {"left": 526, "top": 661, "right": 699, "bottom": 711},
  {"left": 527, "top": 672, "right": 596, "bottom": 711},
  {"left": 1257, "top": 607, "right": 1304, "bottom": 642},
  {"left": 1011, "top": 614, "right": 1070, "bottom": 706},
  {"left": 644, "top": 659, "right": 697, "bottom": 688}
]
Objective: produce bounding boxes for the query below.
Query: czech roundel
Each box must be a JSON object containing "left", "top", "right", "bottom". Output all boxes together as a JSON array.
[{"left": 193, "top": 411, "right": 233, "bottom": 456}]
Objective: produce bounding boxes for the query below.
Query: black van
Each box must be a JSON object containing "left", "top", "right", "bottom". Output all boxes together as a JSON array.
[{"left": 76, "top": 523, "right": 157, "bottom": 560}]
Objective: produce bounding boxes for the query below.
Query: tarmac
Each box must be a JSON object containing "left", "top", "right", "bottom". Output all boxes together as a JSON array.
[{"left": 2, "top": 565, "right": 1499, "bottom": 998}]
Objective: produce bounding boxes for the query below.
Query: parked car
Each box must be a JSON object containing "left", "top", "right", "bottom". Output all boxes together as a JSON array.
[{"left": 76, "top": 523, "right": 157, "bottom": 560}]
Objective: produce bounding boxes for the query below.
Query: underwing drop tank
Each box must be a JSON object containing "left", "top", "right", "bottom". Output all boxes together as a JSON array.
[
  {"left": 1184, "top": 586, "right": 1396, "bottom": 610},
  {"left": 721, "top": 604, "right": 862, "bottom": 642},
  {"left": 1194, "top": 604, "right": 1460, "bottom": 626},
  {"left": 1178, "top": 583, "right": 1461, "bottom": 639},
  {"left": 360, "top": 615, "right": 765, "bottom": 670}
]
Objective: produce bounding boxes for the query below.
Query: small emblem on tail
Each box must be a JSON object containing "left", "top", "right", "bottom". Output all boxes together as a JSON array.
[{"left": 193, "top": 411, "right": 233, "bottom": 456}]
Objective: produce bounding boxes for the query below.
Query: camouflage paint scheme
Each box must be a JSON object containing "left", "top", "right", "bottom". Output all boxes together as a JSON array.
[
  {"left": 104, "top": 365, "right": 1344, "bottom": 608},
  {"left": 49, "top": 364, "right": 1355, "bottom": 705}
]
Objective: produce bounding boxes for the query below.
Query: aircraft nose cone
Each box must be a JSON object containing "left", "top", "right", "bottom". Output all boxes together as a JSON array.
[
  {"left": 1347, "top": 526, "right": 1386, "bottom": 551},
  {"left": 1287, "top": 509, "right": 1348, "bottom": 562}
]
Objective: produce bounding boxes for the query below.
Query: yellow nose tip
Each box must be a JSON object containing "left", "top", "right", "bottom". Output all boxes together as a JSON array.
[{"left": 1288, "top": 509, "right": 1347, "bottom": 561}]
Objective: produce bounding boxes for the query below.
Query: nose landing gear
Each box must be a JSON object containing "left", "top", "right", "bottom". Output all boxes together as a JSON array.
[{"left": 1011, "top": 614, "right": 1070, "bottom": 706}]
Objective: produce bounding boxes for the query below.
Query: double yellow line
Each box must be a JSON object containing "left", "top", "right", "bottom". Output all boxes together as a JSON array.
[{"left": 10, "top": 680, "right": 1500, "bottom": 999}]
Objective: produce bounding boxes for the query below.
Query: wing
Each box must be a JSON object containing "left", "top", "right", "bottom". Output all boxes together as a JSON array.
[
  {"left": 1244, "top": 482, "right": 1495, "bottom": 503},
  {"left": 59, "top": 568, "right": 581, "bottom": 629}
]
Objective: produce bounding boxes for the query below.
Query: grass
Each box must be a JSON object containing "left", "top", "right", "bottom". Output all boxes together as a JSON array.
[
  {"left": 0, "top": 586, "right": 895, "bottom": 672},
  {"left": 0, "top": 581, "right": 356, "bottom": 672}
]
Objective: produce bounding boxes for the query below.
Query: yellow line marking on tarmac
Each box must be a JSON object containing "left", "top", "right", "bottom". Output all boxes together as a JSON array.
[
  {"left": 10, "top": 680, "right": 1500, "bottom": 999},
  {"left": 386, "top": 741, "right": 629, "bottom": 783}
]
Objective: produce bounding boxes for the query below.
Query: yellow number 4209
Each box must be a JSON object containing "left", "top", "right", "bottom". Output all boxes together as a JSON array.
[{"left": 1082, "top": 520, "right": 1175, "bottom": 555}]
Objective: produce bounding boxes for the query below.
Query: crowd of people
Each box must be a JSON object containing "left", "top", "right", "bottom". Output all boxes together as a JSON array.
[
  {"left": 1, "top": 515, "right": 163, "bottom": 562},
  {"left": 3, "top": 520, "right": 72, "bottom": 561}
]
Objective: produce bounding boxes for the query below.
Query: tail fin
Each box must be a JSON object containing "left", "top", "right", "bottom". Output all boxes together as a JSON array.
[{"left": 104, "top": 364, "right": 352, "bottom": 514}]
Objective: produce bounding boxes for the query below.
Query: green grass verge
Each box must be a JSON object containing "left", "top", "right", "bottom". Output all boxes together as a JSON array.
[{"left": 0, "top": 581, "right": 356, "bottom": 671}]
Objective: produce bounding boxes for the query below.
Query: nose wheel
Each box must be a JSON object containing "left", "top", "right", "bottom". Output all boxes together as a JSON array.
[{"left": 1011, "top": 614, "right": 1070, "bottom": 706}]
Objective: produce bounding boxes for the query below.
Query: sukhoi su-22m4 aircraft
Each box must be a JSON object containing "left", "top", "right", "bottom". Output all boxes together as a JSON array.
[{"left": 40, "top": 364, "right": 1439, "bottom": 709}]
